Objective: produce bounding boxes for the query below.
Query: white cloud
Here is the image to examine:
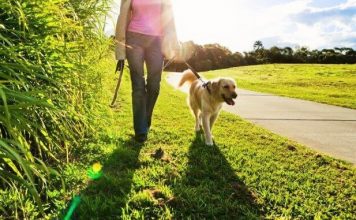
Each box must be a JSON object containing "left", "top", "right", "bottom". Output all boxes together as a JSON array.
[
  {"left": 276, "top": 18, "right": 356, "bottom": 49},
  {"left": 341, "top": 0, "right": 356, "bottom": 8},
  {"left": 252, "top": 0, "right": 356, "bottom": 50},
  {"left": 280, "top": 0, "right": 356, "bottom": 49},
  {"left": 283, "top": 23, "right": 326, "bottom": 48}
]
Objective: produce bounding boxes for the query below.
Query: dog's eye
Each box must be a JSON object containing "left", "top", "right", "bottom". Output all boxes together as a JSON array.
[
  {"left": 233, "top": 85, "right": 236, "bottom": 89},
  {"left": 223, "top": 85, "right": 229, "bottom": 89}
]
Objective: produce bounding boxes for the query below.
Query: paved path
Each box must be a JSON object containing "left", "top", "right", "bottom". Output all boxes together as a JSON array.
[{"left": 166, "top": 72, "right": 356, "bottom": 164}]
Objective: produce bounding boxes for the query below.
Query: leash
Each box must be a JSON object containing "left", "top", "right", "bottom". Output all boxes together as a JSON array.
[
  {"left": 164, "top": 56, "right": 211, "bottom": 94},
  {"left": 110, "top": 60, "right": 125, "bottom": 107},
  {"left": 183, "top": 61, "right": 211, "bottom": 94}
]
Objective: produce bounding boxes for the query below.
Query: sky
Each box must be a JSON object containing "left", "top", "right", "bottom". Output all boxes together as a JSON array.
[{"left": 105, "top": 0, "right": 356, "bottom": 52}]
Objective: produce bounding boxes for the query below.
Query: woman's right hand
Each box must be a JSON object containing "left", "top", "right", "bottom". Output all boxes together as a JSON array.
[{"left": 117, "top": 59, "right": 125, "bottom": 72}]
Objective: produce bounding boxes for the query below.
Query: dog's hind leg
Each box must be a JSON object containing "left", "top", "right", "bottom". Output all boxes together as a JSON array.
[
  {"left": 189, "top": 97, "right": 201, "bottom": 132},
  {"left": 193, "top": 109, "right": 201, "bottom": 132},
  {"left": 202, "top": 112, "right": 213, "bottom": 146},
  {"left": 199, "top": 113, "right": 203, "bottom": 130}
]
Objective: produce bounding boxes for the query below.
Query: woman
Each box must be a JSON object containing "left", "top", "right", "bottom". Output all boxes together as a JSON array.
[{"left": 115, "top": 0, "right": 180, "bottom": 143}]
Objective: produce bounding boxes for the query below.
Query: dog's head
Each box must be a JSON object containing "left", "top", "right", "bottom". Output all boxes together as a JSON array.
[{"left": 209, "top": 78, "right": 238, "bottom": 105}]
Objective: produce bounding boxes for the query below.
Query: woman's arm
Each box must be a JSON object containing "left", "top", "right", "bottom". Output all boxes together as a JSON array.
[{"left": 115, "top": 0, "right": 132, "bottom": 60}]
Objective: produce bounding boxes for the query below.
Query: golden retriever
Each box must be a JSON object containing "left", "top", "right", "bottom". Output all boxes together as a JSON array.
[{"left": 178, "top": 70, "right": 238, "bottom": 146}]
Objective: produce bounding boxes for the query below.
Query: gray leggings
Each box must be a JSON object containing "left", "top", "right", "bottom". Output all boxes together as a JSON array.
[{"left": 126, "top": 31, "right": 164, "bottom": 135}]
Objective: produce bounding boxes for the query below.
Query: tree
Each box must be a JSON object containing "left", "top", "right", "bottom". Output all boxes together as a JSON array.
[{"left": 253, "top": 40, "right": 264, "bottom": 51}]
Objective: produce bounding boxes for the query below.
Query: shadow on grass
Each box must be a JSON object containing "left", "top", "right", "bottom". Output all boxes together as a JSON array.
[
  {"left": 70, "top": 137, "right": 143, "bottom": 219},
  {"left": 61, "top": 132, "right": 262, "bottom": 219},
  {"left": 171, "top": 132, "right": 262, "bottom": 219}
]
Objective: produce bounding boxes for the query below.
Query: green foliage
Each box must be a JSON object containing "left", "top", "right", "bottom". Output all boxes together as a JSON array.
[
  {"left": 0, "top": 0, "right": 111, "bottom": 218},
  {"left": 204, "top": 64, "right": 356, "bottom": 109}
]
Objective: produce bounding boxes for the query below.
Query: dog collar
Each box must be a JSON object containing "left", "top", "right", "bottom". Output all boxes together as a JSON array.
[{"left": 202, "top": 81, "right": 212, "bottom": 95}]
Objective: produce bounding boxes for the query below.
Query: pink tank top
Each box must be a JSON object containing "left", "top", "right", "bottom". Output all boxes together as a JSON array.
[{"left": 128, "top": 0, "right": 162, "bottom": 36}]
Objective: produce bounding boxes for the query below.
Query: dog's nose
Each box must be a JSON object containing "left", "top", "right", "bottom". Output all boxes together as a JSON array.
[{"left": 232, "top": 92, "right": 238, "bottom": 99}]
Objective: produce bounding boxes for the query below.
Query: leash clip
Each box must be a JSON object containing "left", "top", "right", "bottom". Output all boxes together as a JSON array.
[
  {"left": 202, "top": 81, "right": 209, "bottom": 88},
  {"left": 202, "top": 81, "right": 212, "bottom": 94}
]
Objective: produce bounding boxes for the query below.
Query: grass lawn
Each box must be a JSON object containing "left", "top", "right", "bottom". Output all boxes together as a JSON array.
[
  {"left": 203, "top": 64, "right": 356, "bottom": 109},
  {"left": 59, "top": 57, "right": 356, "bottom": 219}
]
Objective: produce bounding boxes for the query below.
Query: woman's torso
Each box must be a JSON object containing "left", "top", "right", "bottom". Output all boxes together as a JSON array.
[{"left": 128, "top": 0, "right": 162, "bottom": 36}]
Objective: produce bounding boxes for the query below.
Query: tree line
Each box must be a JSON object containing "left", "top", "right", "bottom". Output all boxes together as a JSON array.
[{"left": 165, "top": 40, "right": 356, "bottom": 72}]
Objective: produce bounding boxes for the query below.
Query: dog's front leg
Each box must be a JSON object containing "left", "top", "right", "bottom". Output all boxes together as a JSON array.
[
  {"left": 202, "top": 112, "right": 213, "bottom": 146},
  {"left": 210, "top": 113, "right": 218, "bottom": 130}
]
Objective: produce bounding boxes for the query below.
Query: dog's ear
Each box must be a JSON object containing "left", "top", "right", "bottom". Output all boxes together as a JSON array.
[{"left": 210, "top": 80, "right": 219, "bottom": 92}]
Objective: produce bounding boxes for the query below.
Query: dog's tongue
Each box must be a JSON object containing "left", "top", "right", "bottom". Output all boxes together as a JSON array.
[{"left": 227, "top": 99, "right": 235, "bottom": 106}]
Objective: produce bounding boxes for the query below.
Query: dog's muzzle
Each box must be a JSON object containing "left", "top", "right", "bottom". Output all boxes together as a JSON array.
[{"left": 222, "top": 93, "right": 237, "bottom": 106}]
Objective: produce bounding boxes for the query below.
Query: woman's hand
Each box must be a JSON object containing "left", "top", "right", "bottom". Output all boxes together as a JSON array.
[{"left": 116, "top": 59, "right": 125, "bottom": 72}]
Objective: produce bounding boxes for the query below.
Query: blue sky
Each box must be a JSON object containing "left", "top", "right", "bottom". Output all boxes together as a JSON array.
[{"left": 105, "top": 0, "right": 356, "bottom": 52}]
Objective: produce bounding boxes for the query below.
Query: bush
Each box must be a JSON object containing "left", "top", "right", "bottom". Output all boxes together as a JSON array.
[{"left": 0, "top": 0, "right": 111, "bottom": 218}]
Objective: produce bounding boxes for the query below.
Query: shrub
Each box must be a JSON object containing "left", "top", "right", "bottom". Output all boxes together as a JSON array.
[{"left": 0, "top": 0, "right": 111, "bottom": 217}]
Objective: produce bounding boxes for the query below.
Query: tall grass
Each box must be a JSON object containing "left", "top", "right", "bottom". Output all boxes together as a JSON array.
[{"left": 0, "top": 0, "right": 112, "bottom": 217}]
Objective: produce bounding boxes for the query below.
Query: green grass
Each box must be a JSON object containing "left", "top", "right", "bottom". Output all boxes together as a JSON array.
[
  {"left": 56, "top": 57, "right": 356, "bottom": 219},
  {"left": 0, "top": 1, "right": 111, "bottom": 217},
  {"left": 203, "top": 64, "right": 356, "bottom": 109}
]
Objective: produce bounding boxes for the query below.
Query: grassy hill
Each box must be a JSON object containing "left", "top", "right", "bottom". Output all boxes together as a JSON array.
[
  {"left": 2, "top": 56, "right": 355, "bottom": 218},
  {"left": 203, "top": 64, "right": 356, "bottom": 109},
  {"left": 54, "top": 58, "right": 355, "bottom": 219}
]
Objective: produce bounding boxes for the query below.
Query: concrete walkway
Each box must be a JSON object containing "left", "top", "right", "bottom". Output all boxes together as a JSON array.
[{"left": 166, "top": 72, "right": 356, "bottom": 164}]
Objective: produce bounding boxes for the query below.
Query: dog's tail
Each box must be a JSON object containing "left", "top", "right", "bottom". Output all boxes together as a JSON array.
[{"left": 178, "top": 69, "right": 198, "bottom": 87}]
